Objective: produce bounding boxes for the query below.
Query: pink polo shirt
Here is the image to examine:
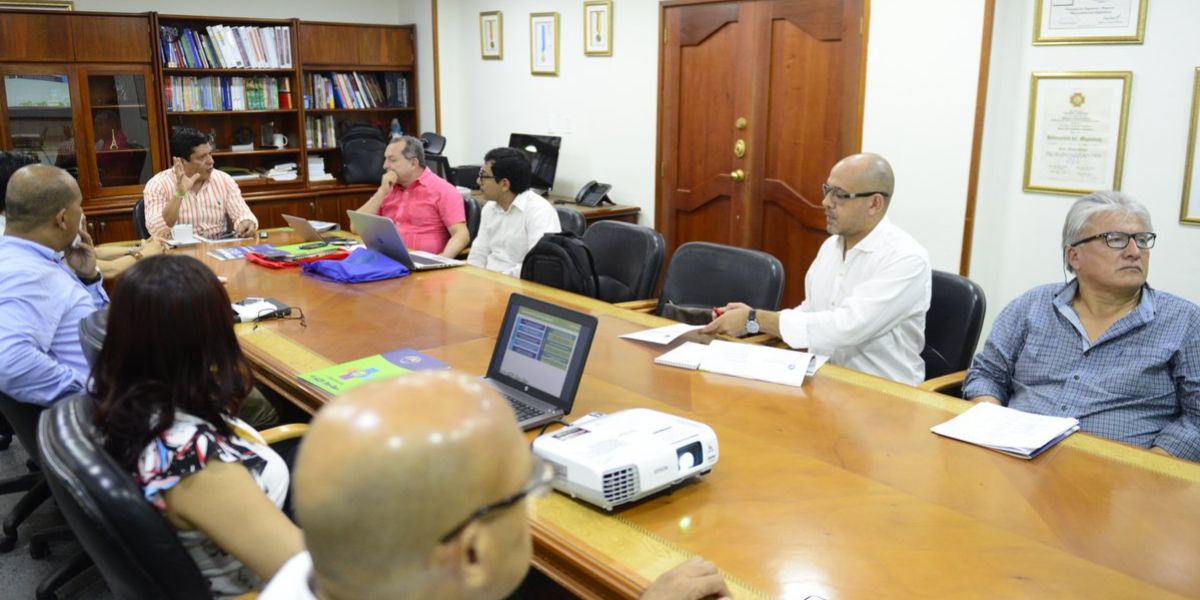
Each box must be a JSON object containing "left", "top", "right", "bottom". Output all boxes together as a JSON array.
[{"left": 378, "top": 168, "right": 465, "bottom": 254}]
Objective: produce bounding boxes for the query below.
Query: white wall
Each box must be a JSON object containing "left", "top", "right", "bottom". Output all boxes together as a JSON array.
[{"left": 971, "top": 0, "right": 1200, "bottom": 341}]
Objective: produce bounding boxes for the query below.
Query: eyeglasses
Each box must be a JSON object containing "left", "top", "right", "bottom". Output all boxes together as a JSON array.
[
  {"left": 821, "top": 184, "right": 890, "bottom": 202},
  {"left": 251, "top": 306, "right": 307, "bottom": 331},
  {"left": 439, "top": 454, "right": 554, "bottom": 544},
  {"left": 1070, "top": 231, "right": 1156, "bottom": 250},
  {"left": 477, "top": 169, "right": 498, "bottom": 181}
]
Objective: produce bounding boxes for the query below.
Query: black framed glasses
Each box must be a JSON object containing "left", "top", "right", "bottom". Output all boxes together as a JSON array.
[
  {"left": 477, "top": 169, "right": 498, "bottom": 181},
  {"left": 251, "top": 306, "right": 307, "bottom": 331},
  {"left": 1070, "top": 231, "right": 1156, "bottom": 250},
  {"left": 821, "top": 184, "right": 890, "bottom": 202},
  {"left": 439, "top": 455, "right": 554, "bottom": 544}
]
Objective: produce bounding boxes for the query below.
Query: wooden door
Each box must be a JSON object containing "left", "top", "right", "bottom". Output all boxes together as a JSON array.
[{"left": 657, "top": 0, "right": 864, "bottom": 307}]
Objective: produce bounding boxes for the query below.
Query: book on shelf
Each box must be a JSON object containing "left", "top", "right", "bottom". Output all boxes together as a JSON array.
[
  {"left": 165, "top": 76, "right": 286, "bottom": 112},
  {"left": 306, "top": 72, "right": 408, "bottom": 109},
  {"left": 305, "top": 115, "right": 337, "bottom": 149},
  {"left": 160, "top": 24, "right": 292, "bottom": 69}
]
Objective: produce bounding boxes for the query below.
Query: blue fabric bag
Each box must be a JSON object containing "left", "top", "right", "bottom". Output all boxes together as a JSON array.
[{"left": 301, "top": 248, "right": 410, "bottom": 283}]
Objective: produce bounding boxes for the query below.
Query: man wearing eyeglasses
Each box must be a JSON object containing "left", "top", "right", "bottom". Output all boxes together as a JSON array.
[
  {"left": 466, "top": 147, "right": 561, "bottom": 276},
  {"left": 964, "top": 191, "right": 1200, "bottom": 461},
  {"left": 259, "top": 372, "right": 731, "bottom": 600},
  {"left": 703, "top": 153, "right": 932, "bottom": 386}
]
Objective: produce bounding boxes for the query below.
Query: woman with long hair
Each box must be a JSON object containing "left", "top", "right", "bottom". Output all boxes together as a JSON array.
[{"left": 91, "top": 254, "right": 301, "bottom": 597}]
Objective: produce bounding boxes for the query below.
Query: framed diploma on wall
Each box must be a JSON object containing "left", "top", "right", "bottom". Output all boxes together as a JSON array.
[
  {"left": 1024, "top": 72, "right": 1132, "bottom": 195},
  {"left": 1181, "top": 68, "right": 1200, "bottom": 224},
  {"left": 1034, "top": 0, "right": 1148, "bottom": 45}
]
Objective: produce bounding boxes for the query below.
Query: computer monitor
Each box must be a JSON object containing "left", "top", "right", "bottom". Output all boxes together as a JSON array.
[{"left": 508, "top": 133, "right": 561, "bottom": 194}]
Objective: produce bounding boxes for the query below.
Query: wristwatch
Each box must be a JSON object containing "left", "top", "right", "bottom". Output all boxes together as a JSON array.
[{"left": 746, "top": 309, "right": 760, "bottom": 335}]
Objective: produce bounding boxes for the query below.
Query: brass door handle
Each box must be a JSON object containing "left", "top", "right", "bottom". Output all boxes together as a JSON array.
[
  {"left": 730, "top": 169, "right": 745, "bottom": 182},
  {"left": 733, "top": 139, "right": 746, "bottom": 158}
]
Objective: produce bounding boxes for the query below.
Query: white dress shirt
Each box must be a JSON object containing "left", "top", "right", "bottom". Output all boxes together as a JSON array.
[
  {"left": 777, "top": 217, "right": 931, "bottom": 386},
  {"left": 467, "top": 189, "right": 561, "bottom": 277},
  {"left": 258, "top": 551, "right": 316, "bottom": 600}
]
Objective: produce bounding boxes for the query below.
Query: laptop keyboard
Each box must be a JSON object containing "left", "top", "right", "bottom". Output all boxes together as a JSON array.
[
  {"left": 505, "top": 394, "right": 548, "bottom": 422},
  {"left": 411, "top": 254, "right": 438, "bottom": 266}
]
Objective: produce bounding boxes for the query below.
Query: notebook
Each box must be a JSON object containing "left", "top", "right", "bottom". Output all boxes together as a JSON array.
[
  {"left": 346, "top": 210, "right": 464, "bottom": 271},
  {"left": 483, "top": 294, "right": 597, "bottom": 430}
]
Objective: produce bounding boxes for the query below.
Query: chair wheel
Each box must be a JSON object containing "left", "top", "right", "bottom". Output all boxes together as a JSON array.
[
  {"left": 0, "top": 533, "right": 16, "bottom": 553},
  {"left": 30, "top": 539, "right": 49, "bottom": 559}
]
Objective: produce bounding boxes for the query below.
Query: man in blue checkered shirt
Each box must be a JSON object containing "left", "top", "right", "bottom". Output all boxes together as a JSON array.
[{"left": 964, "top": 191, "right": 1200, "bottom": 461}]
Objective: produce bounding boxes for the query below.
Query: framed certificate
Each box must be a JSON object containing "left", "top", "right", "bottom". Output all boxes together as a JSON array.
[
  {"left": 584, "top": 0, "right": 613, "bottom": 56},
  {"left": 480, "top": 11, "right": 503, "bottom": 60},
  {"left": 530, "top": 12, "right": 560, "bottom": 76},
  {"left": 1034, "top": 0, "right": 1147, "bottom": 45},
  {"left": 1182, "top": 68, "right": 1200, "bottom": 224},
  {"left": 1023, "top": 72, "right": 1132, "bottom": 195}
]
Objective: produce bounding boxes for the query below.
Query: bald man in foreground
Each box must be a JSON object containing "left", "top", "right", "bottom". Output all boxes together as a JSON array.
[
  {"left": 703, "top": 153, "right": 931, "bottom": 385},
  {"left": 260, "top": 372, "right": 731, "bottom": 600}
]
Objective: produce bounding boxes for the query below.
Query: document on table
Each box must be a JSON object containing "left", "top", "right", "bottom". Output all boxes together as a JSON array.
[
  {"left": 654, "top": 341, "right": 709, "bottom": 369},
  {"left": 620, "top": 323, "right": 704, "bottom": 345},
  {"left": 930, "top": 402, "right": 1080, "bottom": 459},
  {"left": 654, "top": 340, "right": 814, "bottom": 387}
]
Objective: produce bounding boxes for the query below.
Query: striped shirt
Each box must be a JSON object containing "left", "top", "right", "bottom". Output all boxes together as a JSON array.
[
  {"left": 964, "top": 281, "right": 1200, "bottom": 460},
  {"left": 143, "top": 168, "right": 257, "bottom": 238}
]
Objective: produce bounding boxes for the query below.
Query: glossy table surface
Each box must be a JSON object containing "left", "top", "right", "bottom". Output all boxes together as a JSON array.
[{"left": 188, "top": 232, "right": 1200, "bottom": 599}]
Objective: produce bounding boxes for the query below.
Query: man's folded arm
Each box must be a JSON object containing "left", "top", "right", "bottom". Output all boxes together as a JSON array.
[{"left": 1151, "top": 332, "right": 1200, "bottom": 460}]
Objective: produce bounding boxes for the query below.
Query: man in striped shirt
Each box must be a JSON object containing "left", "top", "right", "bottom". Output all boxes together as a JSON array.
[{"left": 143, "top": 127, "right": 258, "bottom": 239}]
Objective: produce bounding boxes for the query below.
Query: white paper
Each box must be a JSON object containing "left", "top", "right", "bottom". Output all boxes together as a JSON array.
[
  {"left": 931, "top": 403, "right": 1080, "bottom": 457},
  {"left": 654, "top": 342, "right": 709, "bottom": 370},
  {"left": 698, "top": 340, "right": 813, "bottom": 387},
  {"left": 620, "top": 323, "right": 704, "bottom": 345}
]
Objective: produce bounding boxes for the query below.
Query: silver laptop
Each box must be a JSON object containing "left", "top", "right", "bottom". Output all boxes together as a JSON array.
[
  {"left": 281, "top": 214, "right": 353, "bottom": 245},
  {"left": 484, "top": 294, "right": 597, "bottom": 430},
  {"left": 345, "top": 210, "right": 464, "bottom": 271}
]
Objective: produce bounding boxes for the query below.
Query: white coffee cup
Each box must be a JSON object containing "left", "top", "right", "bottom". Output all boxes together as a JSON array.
[
  {"left": 272, "top": 133, "right": 289, "bottom": 149},
  {"left": 172, "top": 223, "right": 196, "bottom": 243}
]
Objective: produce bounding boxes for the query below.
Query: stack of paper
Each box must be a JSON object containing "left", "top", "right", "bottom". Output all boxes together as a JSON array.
[
  {"left": 308, "top": 156, "right": 334, "bottom": 182},
  {"left": 654, "top": 340, "right": 816, "bottom": 387},
  {"left": 930, "top": 402, "right": 1080, "bottom": 459},
  {"left": 260, "top": 162, "right": 298, "bottom": 181}
]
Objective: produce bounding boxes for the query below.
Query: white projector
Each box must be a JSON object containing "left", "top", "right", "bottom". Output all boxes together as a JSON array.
[{"left": 531, "top": 408, "right": 719, "bottom": 511}]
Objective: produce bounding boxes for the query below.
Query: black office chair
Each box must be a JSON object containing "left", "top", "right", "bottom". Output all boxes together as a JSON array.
[
  {"left": 419, "top": 132, "right": 446, "bottom": 156},
  {"left": 132, "top": 199, "right": 150, "bottom": 240},
  {"left": 653, "top": 242, "right": 785, "bottom": 317},
  {"left": 448, "top": 165, "right": 482, "bottom": 190},
  {"left": 79, "top": 308, "right": 108, "bottom": 370},
  {"left": 555, "top": 207, "right": 586, "bottom": 236},
  {"left": 583, "top": 221, "right": 664, "bottom": 303},
  {"left": 463, "top": 193, "right": 482, "bottom": 243},
  {"left": 920, "top": 270, "right": 987, "bottom": 395}
]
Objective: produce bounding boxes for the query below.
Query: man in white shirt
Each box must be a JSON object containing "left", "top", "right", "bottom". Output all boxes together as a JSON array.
[
  {"left": 466, "top": 147, "right": 560, "bottom": 276},
  {"left": 259, "top": 372, "right": 730, "bottom": 600},
  {"left": 703, "top": 153, "right": 931, "bottom": 385}
]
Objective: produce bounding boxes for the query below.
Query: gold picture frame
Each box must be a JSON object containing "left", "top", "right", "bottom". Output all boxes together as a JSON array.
[
  {"left": 1023, "top": 71, "right": 1132, "bottom": 195},
  {"left": 480, "top": 11, "right": 503, "bottom": 60},
  {"left": 1033, "top": 0, "right": 1147, "bottom": 45},
  {"left": 1181, "top": 68, "right": 1200, "bottom": 224},
  {"left": 529, "top": 12, "right": 560, "bottom": 76},
  {"left": 583, "top": 0, "right": 613, "bottom": 57},
  {"left": 0, "top": 1, "right": 74, "bottom": 10}
]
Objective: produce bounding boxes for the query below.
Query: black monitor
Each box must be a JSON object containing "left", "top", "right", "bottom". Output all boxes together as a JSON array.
[{"left": 508, "top": 133, "right": 561, "bottom": 193}]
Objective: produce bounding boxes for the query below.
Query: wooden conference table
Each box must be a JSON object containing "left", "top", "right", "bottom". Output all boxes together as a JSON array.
[{"left": 184, "top": 232, "right": 1200, "bottom": 599}]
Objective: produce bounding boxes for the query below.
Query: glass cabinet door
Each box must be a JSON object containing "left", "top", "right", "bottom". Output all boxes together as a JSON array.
[
  {"left": 2, "top": 68, "right": 80, "bottom": 179},
  {"left": 82, "top": 67, "right": 160, "bottom": 195}
]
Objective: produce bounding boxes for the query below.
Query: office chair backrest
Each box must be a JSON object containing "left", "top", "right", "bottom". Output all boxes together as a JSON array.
[
  {"left": 38, "top": 394, "right": 212, "bottom": 600},
  {"left": 922, "top": 270, "right": 987, "bottom": 380},
  {"left": 132, "top": 199, "right": 150, "bottom": 240},
  {"left": 419, "top": 132, "right": 446, "bottom": 156},
  {"left": 79, "top": 308, "right": 108, "bottom": 370},
  {"left": 657, "top": 242, "right": 785, "bottom": 315},
  {"left": 583, "top": 221, "right": 664, "bottom": 303},
  {"left": 463, "top": 193, "right": 482, "bottom": 242},
  {"left": 555, "top": 207, "right": 586, "bottom": 236},
  {"left": 449, "top": 165, "right": 482, "bottom": 190}
]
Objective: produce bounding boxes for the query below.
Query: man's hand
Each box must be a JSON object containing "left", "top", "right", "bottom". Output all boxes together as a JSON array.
[
  {"left": 139, "top": 236, "right": 166, "bottom": 258},
  {"left": 172, "top": 157, "right": 202, "bottom": 195},
  {"left": 701, "top": 302, "right": 751, "bottom": 336},
  {"left": 65, "top": 225, "right": 99, "bottom": 281},
  {"left": 234, "top": 219, "right": 257, "bottom": 236},
  {"left": 379, "top": 170, "right": 398, "bottom": 191},
  {"left": 972, "top": 395, "right": 1003, "bottom": 406},
  {"left": 641, "top": 557, "right": 731, "bottom": 600}
]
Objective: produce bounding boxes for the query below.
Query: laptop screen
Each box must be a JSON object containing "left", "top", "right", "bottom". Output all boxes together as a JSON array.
[{"left": 487, "top": 294, "right": 597, "bottom": 410}]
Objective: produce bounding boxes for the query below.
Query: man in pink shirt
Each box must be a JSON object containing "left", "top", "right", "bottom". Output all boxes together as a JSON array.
[{"left": 354, "top": 135, "right": 468, "bottom": 257}]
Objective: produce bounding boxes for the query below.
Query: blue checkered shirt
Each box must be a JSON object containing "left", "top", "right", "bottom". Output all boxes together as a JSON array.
[{"left": 964, "top": 282, "right": 1200, "bottom": 461}]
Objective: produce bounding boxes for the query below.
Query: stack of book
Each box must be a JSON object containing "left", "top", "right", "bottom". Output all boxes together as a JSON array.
[
  {"left": 164, "top": 76, "right": 285, "bottom": 112},
  {"left": 306, "top": 72, "right": 408, "bottom": 109},
  {"left": 305, "top": 115, "right": 337, "bottom": 149},
  {"left": 160, "top": 24, "right": 293, "bottom": 69},
  {"left": 307, "top": 156, "right": 333, "bottom": 182},
  {"left": 260, "top": 162, "right": 298, "bottom": 182}
]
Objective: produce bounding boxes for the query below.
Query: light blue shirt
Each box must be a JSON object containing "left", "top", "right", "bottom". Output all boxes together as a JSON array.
[
  {"left": 0, "top": 236, "right": 108, "bottom": 406},
  {"left": 964, "top": 281, "right": 1200, "bottom": 461}
]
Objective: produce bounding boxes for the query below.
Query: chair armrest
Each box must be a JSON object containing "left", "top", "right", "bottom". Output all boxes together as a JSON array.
[
  {"left": 614, "top": 299, "right": 658, "bottom": 313},
  {"left": 259, "top": 423, "right": 308, "bottom": 445},
  {"left": 918, "top": 371, "right": 967, "bottom": 394}
]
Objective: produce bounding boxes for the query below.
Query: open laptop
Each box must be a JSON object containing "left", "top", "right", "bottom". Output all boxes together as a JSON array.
[
  {"left": 280, "top": 214, "right": 354, "bottom": 245},
  {"left": 484, "top": 294, "right": 597, "bottom": 430},
  {"left": 345, "top": 210, "right": 464, "bottom": 271}
]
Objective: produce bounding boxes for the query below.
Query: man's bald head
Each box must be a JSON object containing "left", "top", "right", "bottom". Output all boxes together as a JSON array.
[
  {"left": 5, "top": 163, "right": 81, "bottom": 229},
  {"left": 294, "top": 371, "right": 533, "bottom": 600},
  {"left": 832, "top": 153, "right": 894, "bottom": 204}
]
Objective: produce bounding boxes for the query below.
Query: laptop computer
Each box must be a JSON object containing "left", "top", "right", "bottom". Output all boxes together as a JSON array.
[
  {"left": 484, "top": 294, "right": 597, "bottom": 430},
  {"left": 280, "top": 214, "right": 354, "bottom": 245},
  {"left": 345, "top": 210, "right": 464, "bottom": 271}
]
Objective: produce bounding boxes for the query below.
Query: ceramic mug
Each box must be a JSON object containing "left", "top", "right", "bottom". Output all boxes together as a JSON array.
[{"left": 272, "top": 133, "right": 289, "bottom": 149}]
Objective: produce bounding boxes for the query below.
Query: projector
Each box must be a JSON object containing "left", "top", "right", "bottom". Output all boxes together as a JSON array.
[{"left": 531, "top": 408, "right": 718, "bottom": 511}]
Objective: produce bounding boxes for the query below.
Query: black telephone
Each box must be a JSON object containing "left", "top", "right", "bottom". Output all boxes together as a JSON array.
[{"left": 575, "top": 181, "right": 613, "bottom": 206}]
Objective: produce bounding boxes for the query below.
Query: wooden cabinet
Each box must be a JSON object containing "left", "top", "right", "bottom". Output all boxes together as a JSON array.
[
  {"left": 86, "top": 212, "right": 136, "bottom": 245},
  {"left": 0, "top": 13, "right": 74, "bottom": 62}
]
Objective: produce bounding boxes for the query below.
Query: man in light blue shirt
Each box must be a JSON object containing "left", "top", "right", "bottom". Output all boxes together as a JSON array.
[
  {"left": 964, "top": 191, "right": 1200, "bottom": 461},
  {"left": 0, "top": 164, "right": 108, "bottom": 406}
]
